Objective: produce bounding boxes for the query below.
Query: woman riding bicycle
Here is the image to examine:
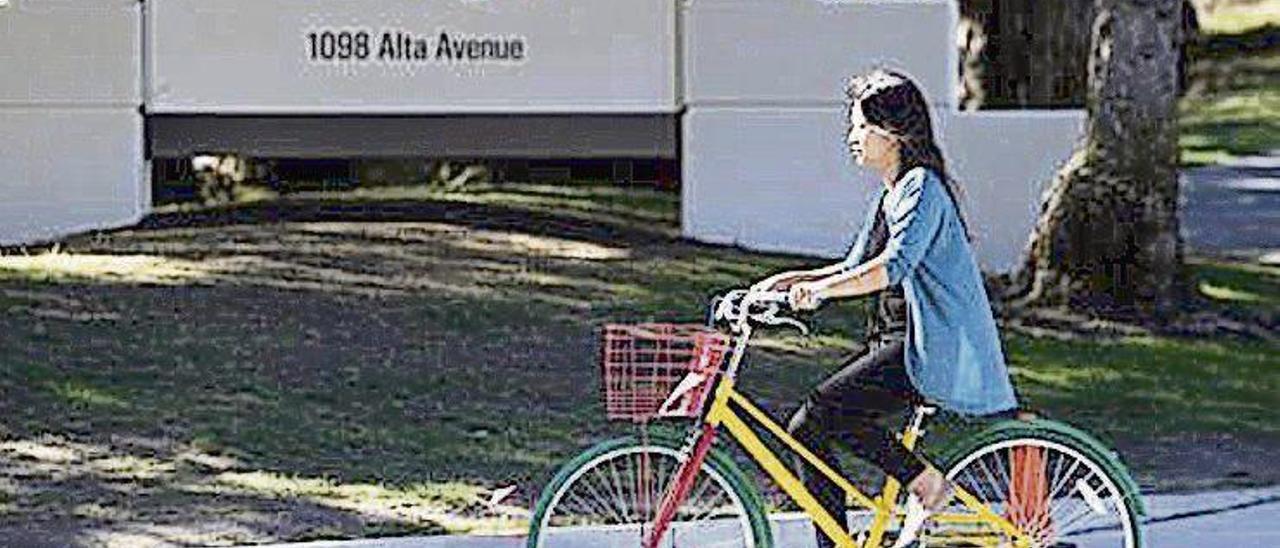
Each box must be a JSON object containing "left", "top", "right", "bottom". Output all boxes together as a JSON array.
[{"left": 752, "top": 68, "right": 1020, "bottom": 547}]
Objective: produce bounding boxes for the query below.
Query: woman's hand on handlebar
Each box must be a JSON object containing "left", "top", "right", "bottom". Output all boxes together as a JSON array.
[
  {"left": 713, "top": 287, "right": 810, "bottom": 335},
  {"left": 788, "top": 281, "right": 826, "bottom": 311}
]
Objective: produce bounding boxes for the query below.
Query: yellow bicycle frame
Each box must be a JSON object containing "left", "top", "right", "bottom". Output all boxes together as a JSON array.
[{"left": 701, "top": 376, "right": 1036, "bottom": 547}]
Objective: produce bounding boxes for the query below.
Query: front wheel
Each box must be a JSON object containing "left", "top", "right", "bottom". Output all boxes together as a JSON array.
[
  {"left": 929, "top": 420, "right": 1145, "bottom": 547},
  {"left": 527, "top": 431, "right": 773, "bottom": 547}
]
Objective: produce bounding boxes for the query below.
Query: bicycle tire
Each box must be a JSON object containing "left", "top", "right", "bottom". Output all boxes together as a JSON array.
[
  {"left": 527, "top": 430, "right": 773, "bottom": 547},
  {"left": 934, "top": 419, "right": 1145, "bottom": 547}
]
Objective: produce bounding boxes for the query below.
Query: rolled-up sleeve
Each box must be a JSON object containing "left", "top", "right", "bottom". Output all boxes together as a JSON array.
[{"left": 883, "top": 170, "right": 943, "bottom": 285}]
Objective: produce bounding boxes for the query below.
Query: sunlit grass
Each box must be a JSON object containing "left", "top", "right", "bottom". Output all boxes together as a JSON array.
[
  {"left": 1007, "top": 335, "right": 1278, "bottom": 439},
  {"left": 1180, "top": 4, "right": 1280, "bottom": 165},
  {"left": 198, "top": 471, "right": 527, "bottom": 534},
  {"left": 1200, "top": 281, "right": 1265, "bottom": 303},
  {"left": 1191, "top": 257, "right": 1280, "bottom": 313},
  {"left": 1198, "top": 0, "right": 1280, "bottom": 35},
  {"left": 49, "top": 381, "right": 129, "bottom": 410},
  {"left": 0, "top": 251, "right": 211, "bottom": 284},
  {"left": 1180, "top": 85, "right": 1280, "bottom": 164}
]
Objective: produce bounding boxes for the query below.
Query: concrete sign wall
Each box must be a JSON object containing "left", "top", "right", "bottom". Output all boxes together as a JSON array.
[
  {"left": 147, "top": 0, "right": 677, "bottom": 114},
  {"left": 0, "top": 0, "right": 1085, "bottom": 270},
  {"left": 0, "top": 0, "right": 146, "bottom": 246},
  {"left": 684, "top": 0, "right": 954, "bottom": 109}
]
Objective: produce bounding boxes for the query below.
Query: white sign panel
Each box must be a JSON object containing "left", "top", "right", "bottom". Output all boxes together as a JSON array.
[
  {"left": 0, "top": 109, "right": 147, "bottom": 246},
  {"left": 147, "top": 0, "right": 676, "bottom": 114},
  {"left": 0, "top": 0, "right": 140, "bottom": 105},
  {"left": 684, "top": 0, "right": 955, "bottom": 108},
  {"left": 0, "top": 0, "right": 146, "bottom": 246}
]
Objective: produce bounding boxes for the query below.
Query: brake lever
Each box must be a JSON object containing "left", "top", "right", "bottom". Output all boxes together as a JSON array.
[
  {"left": 754, "top": 304, "right": 810, "bottom": 336},
  {"left": 776, "top": 316, "right": 810, "bottom": 336}
]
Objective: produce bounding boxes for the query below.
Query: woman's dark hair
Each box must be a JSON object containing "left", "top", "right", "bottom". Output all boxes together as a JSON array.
[{"left": 844, "top": 69, "right": 971, "bottom": 238}]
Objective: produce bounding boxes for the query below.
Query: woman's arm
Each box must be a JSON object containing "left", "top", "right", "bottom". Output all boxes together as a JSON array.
[
  {"left": 753, "top": 257, "right": 856, "bottom": 291},
  {"left": 788, "top": 254, "right": 889, "bottom": 309},
  {"left": 818, "top": 253, "right": 890, "bottom": 298}
]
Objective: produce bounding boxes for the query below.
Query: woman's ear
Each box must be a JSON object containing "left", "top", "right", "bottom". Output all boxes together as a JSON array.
[{"left": 887, "top": 135, "right": 903, "bottom": 159}]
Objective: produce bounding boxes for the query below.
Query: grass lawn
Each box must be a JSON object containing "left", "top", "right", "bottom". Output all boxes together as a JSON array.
[
  {"left": 1180, "top": 2, "right": 1280, "bottom": 165},
  {"left": 0, "top": 182, "right": 1276, "bottom": 544}
]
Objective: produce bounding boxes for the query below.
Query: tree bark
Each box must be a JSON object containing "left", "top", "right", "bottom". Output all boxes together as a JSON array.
[
  {"left": 957, "top": 0, "right": 1096, "bottom": 109},
  {"left": 1014, "top": 0, "right": 1186, "bottom": 319},
  {"left": 957, "top": 0, "right": 1194, "bottom": 108}
]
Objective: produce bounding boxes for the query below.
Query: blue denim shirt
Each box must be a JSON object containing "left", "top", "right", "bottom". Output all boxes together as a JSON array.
[{"left": 842, "top": 167, "right": 1018, "bottom": 416}]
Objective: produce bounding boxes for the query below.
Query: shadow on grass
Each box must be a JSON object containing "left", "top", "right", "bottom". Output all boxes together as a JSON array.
[
  {"left": 0, "top": 186, "right": 832, "bottom": 544},
  {"left": 137, "top": 190, "right": 676, "bottom": 248},
  {"left": 1191, "top": 23, "right": 1280, "bottom": 60}
]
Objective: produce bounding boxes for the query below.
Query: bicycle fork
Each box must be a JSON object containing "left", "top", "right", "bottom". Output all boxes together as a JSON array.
[{"left": 645, "top": 422, "right": 718, "bottom": 548}]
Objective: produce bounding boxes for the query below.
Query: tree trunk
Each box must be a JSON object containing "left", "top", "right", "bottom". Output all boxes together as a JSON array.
[
  {"left": 957, "top": 0, "right": 1194, "bottom": 109},
  {"left": 958, "top": 0, "right": 1095, "bottom": 109},
  {"left": 1014, "top": 0, "right": 1186, "bottom": 319}
]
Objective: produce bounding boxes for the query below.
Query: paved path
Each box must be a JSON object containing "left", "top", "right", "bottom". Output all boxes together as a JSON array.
[
  {"left": 1138, "top": 486, "right": 1280, "bottom": 547},
  {"left": 1181, "top": 154, "right": 1280, "bottom": 259},
  {"left": 259, "top": 486, "right": 1280, "bottom": 547}
]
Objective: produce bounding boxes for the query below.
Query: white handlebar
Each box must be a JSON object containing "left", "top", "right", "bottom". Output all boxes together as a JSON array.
[{"left": 712, "top": 288, "right": 810, "bottom": 335}]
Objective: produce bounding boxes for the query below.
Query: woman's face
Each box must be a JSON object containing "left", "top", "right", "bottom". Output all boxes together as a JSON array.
[{"left": 846, "top": 102, "right": 897, "bottom": 174}]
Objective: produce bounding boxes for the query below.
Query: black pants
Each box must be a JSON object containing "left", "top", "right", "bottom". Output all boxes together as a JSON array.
[{"left": 786, "top": 337, "right": 929, "bottom": 547}]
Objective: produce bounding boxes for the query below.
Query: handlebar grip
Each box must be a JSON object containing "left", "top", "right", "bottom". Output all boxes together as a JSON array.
[{"left": 748, "top": 290, "right": 790, "bottom": 305}]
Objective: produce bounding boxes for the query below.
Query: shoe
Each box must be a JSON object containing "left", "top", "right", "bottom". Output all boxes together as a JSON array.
[{"left": 890, "top": 494, "right": 929, "bottom": 548}]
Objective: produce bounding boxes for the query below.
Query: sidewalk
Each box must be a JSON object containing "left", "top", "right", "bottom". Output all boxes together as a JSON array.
[
  {"left": 1181, "top": 152, "right": 1280, "bottom": 259},
  {"left": 257, "top": 485, "right": 1280, "bottom": 548}
]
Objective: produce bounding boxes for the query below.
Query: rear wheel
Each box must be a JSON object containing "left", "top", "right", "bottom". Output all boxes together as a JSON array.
[
  {"left": 527, "top": 433, "right": 772, "bottom": 547},
  {"left": 931, "top": 430, "right": 1143, "bottom": 547}
]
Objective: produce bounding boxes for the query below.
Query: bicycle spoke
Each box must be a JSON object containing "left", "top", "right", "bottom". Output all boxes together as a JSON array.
[
  {"left": 584, "top": 468, "right": 629, "bottom": 524},
  {"left": 995, "top": 447, "right": 1020, "bottom": 511},
  {"left": 961, "top": 466, "right": 996, "bottom": 510},
  {"left": 939, "top": 438, "right": 1139, "bottom": 548},
  {"left": 647, "top": 453, "right": 664, "bottom": 523},
  {"left": 533, "top": 442, "right": 759, "bottom": 547},
  {"left": 683, "top": 474, "right": 717, "bottom": 517},
  {"left": 1054, "top": 499, "right": 1101, "bottom": 536},
  {"left": 1054, "top": 479, "right": 1120, "bottom": 537},
  {"left": 567, "top": 468, "right": 617, "bottom": 522},
  {"left": 692, "top": 490, "right": 730, "bottom": 523},
  {"left": 1048, "top": 456, "right": 1082, "bottom": 501},
  {"left": 1049, "top": 450, "right": 1067, "bottom": 498},
  {"left": 976, "top": 453, "right": 1008, "bottom": 510},
  {"left": 564, "top": 489, "right": 609, "bottom": 523},
  {"left": 607, "top": 458, "right": 633, "bottom": 520}
]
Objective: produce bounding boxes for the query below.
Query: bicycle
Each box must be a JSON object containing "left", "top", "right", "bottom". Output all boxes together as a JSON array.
[{"left": 527, "top": 289, "right": 1146, "bottom": 547}]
